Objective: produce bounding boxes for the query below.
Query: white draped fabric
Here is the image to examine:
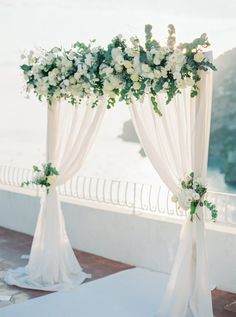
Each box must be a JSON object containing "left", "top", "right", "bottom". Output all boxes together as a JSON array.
[
  {"left": 5, "top": 97, "right": 105, "bottom": 291},
  {"left": 130, "top": 54, "right": 213, "bottom": 317}
]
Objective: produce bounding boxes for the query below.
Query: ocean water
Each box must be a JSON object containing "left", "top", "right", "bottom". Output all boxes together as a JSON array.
[{"left": 0, "top": 0, "right": 235, "bottom": 194}]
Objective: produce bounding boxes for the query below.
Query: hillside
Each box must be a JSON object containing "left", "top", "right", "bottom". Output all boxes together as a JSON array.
[{"left": 209, "top": 48, "right": 236, "bottom": 185}]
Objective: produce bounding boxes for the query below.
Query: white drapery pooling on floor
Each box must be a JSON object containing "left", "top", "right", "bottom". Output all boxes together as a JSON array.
[
  {"left": 130, "top": 53, "right": 213, "bottom": 317},
  {"left": 5, "top": 97, "right": 106, "bottom": 291}
]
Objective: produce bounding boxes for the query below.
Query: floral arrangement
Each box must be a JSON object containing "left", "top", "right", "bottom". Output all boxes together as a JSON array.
[
  {"left": 172, "top": 172, "right": 218, "bottom": 222},
  {"left": 20, "top": 24, "right": 216, "bottom": 115},
  {"left": 21, "top": 163, "right": 59, "bottom": 194}
]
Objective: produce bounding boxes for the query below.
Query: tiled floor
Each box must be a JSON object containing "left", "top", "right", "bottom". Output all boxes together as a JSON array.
[{"left": 0, "top": 226, "right": 236, "bottom": 316}]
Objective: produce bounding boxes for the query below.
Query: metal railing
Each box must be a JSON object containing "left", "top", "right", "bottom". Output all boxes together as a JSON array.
[{"left": 0, "top": 165, "right": 235, "bottom": 225}]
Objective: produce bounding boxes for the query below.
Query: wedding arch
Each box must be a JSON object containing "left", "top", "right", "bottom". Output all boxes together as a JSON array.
[{"left": 5, "top": 25, "right": 217, "bottom": 317}]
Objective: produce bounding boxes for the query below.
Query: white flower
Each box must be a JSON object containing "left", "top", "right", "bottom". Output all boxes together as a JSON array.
[
  {"left": 141, "top": 63, "right": 151, "bottom": 73},
  {"left": 61, "top": 57, "right": 72, "bottom": 69},
  {"left": 154, "top": 70, "right": 161, "bottom": 78},
  {"left": 133, "top": 82, "right": 141, "bottom": 90},
  {"left": 177, "top": 79, "right": 187, "bottom": 89},
  {"left": 52, "top": 47, "right": 60, "bottom": 53},
  {"left": 124, "top": 60, "right": 132, "bottom": 69},
  {"left": 33, "top": 171, "right": 45, "bottom": 182},
  {"left": 125, "top": 47, "right": 137, "bottom": 57},
  {"left": 63, "top": 79, "right": 70, "bottom": 86},
  {"left": 171, "top": 195, "right": 178, "bottom": 203},
  {"left": 127, "top": 68, "right": 134, "bottom": 75},
  {"left": 37, "top": 81, "right": 48, "bottom": 96},
  {"left": 103, "top": 75, "right": 122, "bottom": 94},
  {"left": 114, "top": 64, "right": 123, "bottom": 73},
  {"left": 144, "top": 85, "right": 151, "bottom": 93},
  {"left": 74, "top": 71, "right": 81, "bottom": 81},
  {"left": 68, "top": 51, "right": 75, "bottom": 61},
  {"left": 131, "top": 73, "right": 139, "bottom": 82},
  {"left": 99, "top": 64, "right": 113, "bottom": 76},
  {"left": 163, "top": 82, "right": 169, "bottom": 89},
  {"left": 85, "top": 53, "right": 93, "bottom": 66},
  {"left": 111, "top": 48, "right": 124, "bottom": 65},
  {"left": 185, "top": 77, "right": 195, "bottom": 86},
  {"left": 47, "top": 175, "right": 57, "bottom": 185},
  {"left": 69, "top": 77, "right": 76, "bottom": 85},
  {"left": 192, "top": 192, "right": 200, "bottom": 201},
  {"left": 194, "top": 52, "right": 205, "bottom": 63},
  {"left": 173, "top": 71, "right": 181, "bottom": 80},
  {"left": 108, "top": 91, "right": 116, "bottom": 98},
  {"left": 161, "top": 68, "right": 168, "bottom": 78},
  {"left": 153, "top": 55, "right": 161, "bottom": 65}
]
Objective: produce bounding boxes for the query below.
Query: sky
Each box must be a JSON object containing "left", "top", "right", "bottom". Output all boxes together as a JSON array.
[{"left": 0, "top": 0, "right": 236, "bottom": 65}]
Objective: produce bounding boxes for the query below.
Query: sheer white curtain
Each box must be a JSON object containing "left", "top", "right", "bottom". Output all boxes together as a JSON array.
[
  {"left": 5, "top": 97, "right": 105, "bottom": 291},
  {"left": 130, "top": 53, "right": 213, "bottom": 317}
]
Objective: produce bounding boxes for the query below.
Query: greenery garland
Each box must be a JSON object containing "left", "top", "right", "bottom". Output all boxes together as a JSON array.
[{"left": 20, "top": 24, "right": 216, "bottom": 115}]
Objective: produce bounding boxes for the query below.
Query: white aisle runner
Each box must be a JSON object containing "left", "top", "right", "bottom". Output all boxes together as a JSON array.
[{"left": 0, "top": 268, "right": 168, "bottom": 317}]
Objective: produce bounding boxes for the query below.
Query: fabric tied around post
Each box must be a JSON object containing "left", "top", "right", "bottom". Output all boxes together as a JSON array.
[{"left": 5, "top": 97, "right": 106, "bottom": 291}]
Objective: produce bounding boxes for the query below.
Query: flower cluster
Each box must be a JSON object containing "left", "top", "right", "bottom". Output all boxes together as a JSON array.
[
  {"left": 21, "top": 163, "right": 59, "bottom": 194},
  {"left": 172, "top": 172, "right": 218, "bottom": 222},
  {"left": 20, "top": 24, "right": 216, "bottom": 115}
]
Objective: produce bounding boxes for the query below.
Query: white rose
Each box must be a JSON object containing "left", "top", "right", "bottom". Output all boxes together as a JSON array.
[
  {"left": 171, "top": 195, "right": 178, "bottom": 203},
  {"left": 153, "top": 55, "right": 161, "bottom": 65},
  {"left": 68, "top": 51, "right": 75, "bottom": 61},
  {"left": 161, "top": 68, "right": 168, "bottom": 78},
  {"left": 133, "top": 82, "right": 141, "bottom": 90},
  {"left": 115, "top": 64, "right": 123, "bottom": 73},
  {"left": 192, "top": 192, "right": 200, "bottom": 201},
  {"left": 127, "top": 68, "right": 134, "bottom": 75},
  {"left": 144, "top": 85, "right": 151, "bottom": 93},
  {"left": 163, "top": 82, "right": 169, "bottom": 89},
  {"left": 69, "top": 77, "right": 76, "bottom": 85},
  {"left": 173, "top": 71, "right": 181, "bottom": 80},
  {"left": 147, "top": 72, "right": 154, "bottom": 79},
  {"left": 111, "top": 48, "right": 124, "bottom": 64},
  {"left": 141, "top": 63, "right": 151, "bottom": 73},
  {"left": 85, "top": 53, "right": 93, "bottom": 66},
  {"left": 185, "top": 77, "right": 195, "bottom": 86},
  {"left": 124, "top": 60, "right": 132, "bottom": 69},
  {"left": 154, "top": 70, "right": 161, "bottom": 78},
  {"left": 177, "top": 79, "right": 187, "bottom": 89},
  {"left": 194, "top": 52, "right": 205, "bottom": 63},
  {"left": 74, "top": 72, "right": 81, "bottom": 81},
  {"left": 63, "top": 79, "right": 70, "bottom": 86},
  {"left": 108, "top": 91, "right": 116, "bottom": 98},
  {"left": 131, "top": 73, "right": 139, "bottom": 82},
  {"left": 47, "top": 175, "right": 57, "bottom": 185}
]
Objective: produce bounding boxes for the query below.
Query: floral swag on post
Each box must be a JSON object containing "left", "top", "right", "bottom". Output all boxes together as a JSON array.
[
  {"left": 172, "top": 172, "right": 218, "bottom": 222},
  {"left": 21, "top": 24, "right": 216, "bottom": 116},
  {"left": 21, "top": 162, "right": 59, "bottom": 194}
]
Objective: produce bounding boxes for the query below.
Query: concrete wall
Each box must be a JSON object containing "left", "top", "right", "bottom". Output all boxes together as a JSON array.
[{"left": 0, "top": 187, "right": 236, "bottom": 293}]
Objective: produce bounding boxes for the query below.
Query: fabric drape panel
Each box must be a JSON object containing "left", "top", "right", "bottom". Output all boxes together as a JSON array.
[
  {"left": 5, "top": 97, "right": 105, "bottom": 291},
  {"left": 130, "top": 53, "right": 213, "bottom": 317}
]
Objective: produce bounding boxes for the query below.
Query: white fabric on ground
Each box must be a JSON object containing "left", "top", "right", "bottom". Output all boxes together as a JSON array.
[
  {"left": 1, "top": 268, "right": 168, "bottom": 317},
  {"left": 5, "top": 97, "right": 105, "bottom": 291},
  {"left": 130, "top": 52, "right": 214, "bottom": 317}
]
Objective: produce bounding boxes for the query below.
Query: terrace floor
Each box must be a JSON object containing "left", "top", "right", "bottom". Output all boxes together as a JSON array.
[{"left": 0, "top": 226, "right": 236, "bottom": 316}]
